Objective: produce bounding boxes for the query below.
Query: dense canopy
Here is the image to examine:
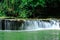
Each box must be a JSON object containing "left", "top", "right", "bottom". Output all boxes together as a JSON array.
[{"left": 0, "top": 0, "right": 60, "bottom": 18}]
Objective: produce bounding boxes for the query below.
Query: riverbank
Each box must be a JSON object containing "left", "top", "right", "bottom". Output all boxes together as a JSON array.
[{"left": 0, "top": 17, "right": 60, "bottom": 21}]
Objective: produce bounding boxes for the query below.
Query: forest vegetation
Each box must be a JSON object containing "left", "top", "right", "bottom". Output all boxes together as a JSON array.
[{"left": 0, "top": 0, "right": 60, "bottom": 18}]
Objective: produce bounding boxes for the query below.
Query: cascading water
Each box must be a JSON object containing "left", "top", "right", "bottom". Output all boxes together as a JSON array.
[
  {"left": 23, "top": 20, "right": 60, "bottom": 30},
  {"left": 0, "top": 19, "right": 60, "bottom": 30}
]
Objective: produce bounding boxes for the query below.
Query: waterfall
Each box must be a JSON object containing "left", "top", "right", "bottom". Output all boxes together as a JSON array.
[
  {"left": 23, "top": 20, "right": 39, "bottom": 30},
  {"left": 23, "top": 20, "right": 60, "bottom": 30},
  {"left": 0, "top": 19, "right": 60, "bottom": 30}
]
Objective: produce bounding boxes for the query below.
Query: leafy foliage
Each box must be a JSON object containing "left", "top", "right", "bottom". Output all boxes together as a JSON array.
[{"left": 0, "top": 0, "right": 60, "bottom": 18}]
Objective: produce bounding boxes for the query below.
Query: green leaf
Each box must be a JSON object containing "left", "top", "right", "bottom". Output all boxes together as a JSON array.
[{"left": 11, "top": 0, "right": 15, "bottom": 4}]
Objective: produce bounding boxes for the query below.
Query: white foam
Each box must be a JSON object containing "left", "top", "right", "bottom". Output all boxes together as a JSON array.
[{"left": 0, "top": 28, "right": 60, "bottom": 32}]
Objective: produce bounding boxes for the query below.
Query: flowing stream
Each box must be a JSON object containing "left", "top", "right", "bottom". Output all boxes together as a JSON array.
[
  {"left": 0, "top": 19, "right": 60, "bottom": 30},
  {"left": 0, "top": 19, "right": 59, "bottom": 40},
  {"left": 23, "top": 20, "right": 60, "bottom": 30}
]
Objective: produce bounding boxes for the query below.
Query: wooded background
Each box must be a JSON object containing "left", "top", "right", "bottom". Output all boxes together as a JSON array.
[{"left": 0, "top": 0, "right": 60, "bottom": 18}]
